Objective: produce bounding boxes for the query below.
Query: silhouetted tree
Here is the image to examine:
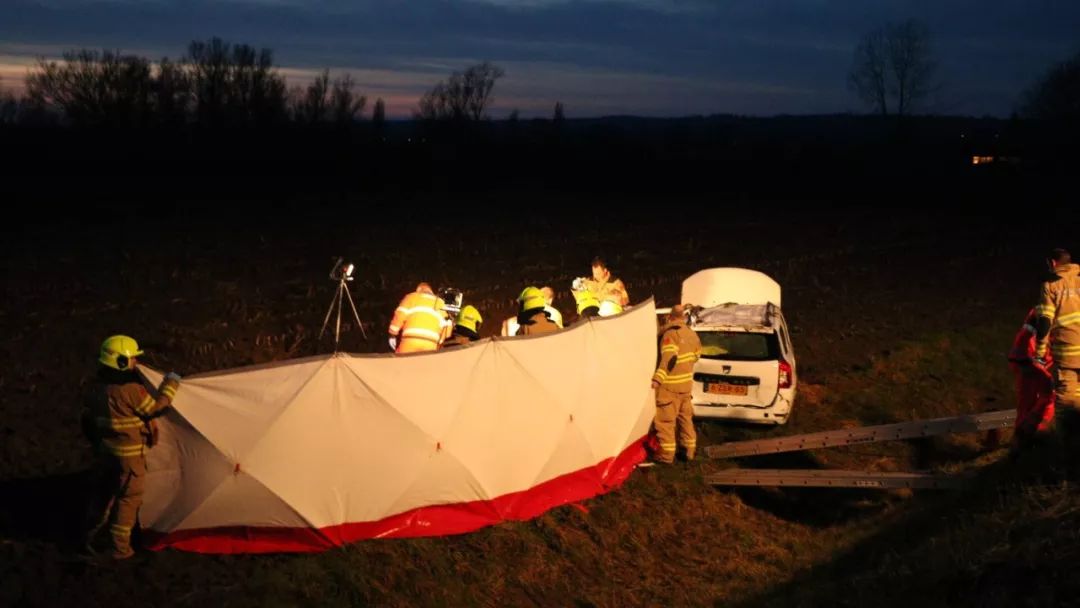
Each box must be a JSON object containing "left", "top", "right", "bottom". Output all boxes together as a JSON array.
[
  {"left": 553, "top": 101, "right": 565, "bottom": 125},
  {"left": 1021, "top": 49, "right": 1080, "bottom": 122},
  {"left": 154, "top": 57, "right": 191, "bottom": 126},
  {"left": 0, "top": 77, "right": 18, "bottom": 125},
  {"left": 330, "top": 73, "right": 366, "bottom": 124},
  {"left": 186, "top": 37, "right": 287, "bottom": 127},
  {"left": 372, "top": 98, "right": 386, "bottom": 124},
  {"left": 26, "top": 50, "right": 155, "bottom": 127},
  {"left": 417, "top": 62, "right": 505, "bottom": 121},
  {"left": 849, "top": 19, "right": 937, "bottom": 116},
  {"left": 294, "top": 69, "right": 331, "bottom": 124}
]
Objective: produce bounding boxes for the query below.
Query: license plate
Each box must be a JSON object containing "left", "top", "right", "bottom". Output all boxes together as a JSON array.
[{"left": 705, "top": 383, "right": 747, "bottom": 396}]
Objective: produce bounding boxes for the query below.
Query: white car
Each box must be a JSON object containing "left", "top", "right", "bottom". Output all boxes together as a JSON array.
[{"left": 661, "top": 268, "right": 797, "bottom": 425}]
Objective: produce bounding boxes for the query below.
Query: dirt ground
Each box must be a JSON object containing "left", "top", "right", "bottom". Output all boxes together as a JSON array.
[{"left": 1, "top": 201, "right": 1075, "bottom": 606}]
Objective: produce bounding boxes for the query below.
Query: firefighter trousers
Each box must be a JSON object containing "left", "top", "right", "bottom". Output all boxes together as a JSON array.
[
  {"left": 654, "top": 387, "right": 696, "bottom": 463},
  {"left": 84, "top": 454, "right": 145, "bottom": 558}
]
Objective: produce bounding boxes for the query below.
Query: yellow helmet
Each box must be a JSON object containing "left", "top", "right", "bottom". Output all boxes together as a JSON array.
[
  {"left": 456, "top": 305, "right": 483, "bottom": 333},
  {"left": 99, "top": 335, "right": 144, "bottom": 370},
  {"left": 572, "top": 289, "right": 600, "bottom": 314},
  {"left": 518, "top": 286, "right": 546, "bottom": 311}
]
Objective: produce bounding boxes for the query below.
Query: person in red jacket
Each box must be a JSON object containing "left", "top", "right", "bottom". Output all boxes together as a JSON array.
[{"left": 1008, "top": 308, "right": 1055, "bottom": 451}]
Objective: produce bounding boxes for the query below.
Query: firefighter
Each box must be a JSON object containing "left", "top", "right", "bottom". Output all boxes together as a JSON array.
[
  {"left": 1035, "top": 248, "right": 1080, "bottom": 458},
  {"left": 651, "top": 305, "right": 702, "bottom": 463},
  {"left": 80, "top": 335, "right": 180, "bottom": 559},
  {"left": 500, "top": 315, "right": 519, "bottom": 337},
  {"left": 514, "top": 287, "right": 560, "bottom": 336},
  {"left": 540, "top": 286, "right": 564, "bottom": 328},
  {"left": 1008, "top": 308, "right": 1055, "bottom": 451},
  {"left": 580, "top": 256, "right": 629, "bottom": 315},
  {"left": 444, "top": 305, "right": 483, "bottom": 348},
  {"left": 388, "top": 283, "right": 452, "bottom": 354},
  {"left": 506, "top": 288, "right": 563, "bottom": 335}
]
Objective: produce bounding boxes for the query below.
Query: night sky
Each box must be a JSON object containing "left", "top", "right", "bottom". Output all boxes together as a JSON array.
[{"left": 3, "top": 0, "right": 1079, "bottom": 118}]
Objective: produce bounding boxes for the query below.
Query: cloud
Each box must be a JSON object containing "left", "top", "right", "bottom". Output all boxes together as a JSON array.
[{"left": 3, "top": 0, "right": 1079, "bottom": 116}]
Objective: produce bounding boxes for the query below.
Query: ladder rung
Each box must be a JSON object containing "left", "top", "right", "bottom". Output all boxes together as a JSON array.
[
  {"left": 705, "top": 409, "right": 1014, "bottom": 460},
  {"left": 706, "top": 469, "right": 966, "bottom": 489}
]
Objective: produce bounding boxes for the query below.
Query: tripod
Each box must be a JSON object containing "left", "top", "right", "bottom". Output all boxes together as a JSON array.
[{"left": 319, "top": 262, "right": 368, "bottom": 351}]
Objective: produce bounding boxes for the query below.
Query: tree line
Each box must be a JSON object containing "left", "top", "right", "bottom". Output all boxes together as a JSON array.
[{"left": 1, "top": 24, "right": 1077, "bottom": 130}]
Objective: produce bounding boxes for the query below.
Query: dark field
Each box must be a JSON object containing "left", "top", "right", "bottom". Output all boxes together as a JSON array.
[{"left": 1, "top": 202, "right": 1077, "bottom": 607}]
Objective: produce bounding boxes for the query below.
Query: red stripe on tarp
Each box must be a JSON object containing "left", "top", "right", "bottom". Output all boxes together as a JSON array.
[{"left": 144, "top": 436, "right": 647, "bottom": 554}]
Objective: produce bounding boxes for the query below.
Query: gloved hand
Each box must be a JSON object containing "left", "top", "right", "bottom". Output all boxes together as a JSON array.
[
  {"left": 165, "top": 371, "right": 182, "bottom": 382},
  {"left": 146, "top": 419, "right": 160, "bottom": 448},
  {"left": 388, "top": 337, "right": 398, "bottom": 351}
]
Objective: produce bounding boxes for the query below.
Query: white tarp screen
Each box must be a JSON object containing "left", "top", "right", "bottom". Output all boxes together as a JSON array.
[{"left": 138, "top": 300, "right": 657, "bottom": 553}]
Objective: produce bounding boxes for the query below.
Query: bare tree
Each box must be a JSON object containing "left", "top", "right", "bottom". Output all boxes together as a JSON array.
[
  {"left": 294, "top": 69, "right": 330, "bottom": 124},
  {"left": 330, "top": 73, "right": 366, "bottom": 124},
  {"left": 1021, "top": 49, "right": 1080, "bottom": 121},
  {"left": 186, "top": 37, "right": 287, "bottom": 127},
  {"left": 291, "top": 70, "right": 366, "bottom": 125},
  {"left": 27, "top": 50, "right": 155, "bottom": 127},
  {"left": 372, "top": 97, "right": 386, "bottom": 135},
  {"left": 849, "top": 28, "right": 889, "bottom": 115},
  {"left": 849, "top": 19, "right": 937, "bottom": 116},
  {"left": 0, "top": 77, "right": 18, "bottom": 125},
  {"left": 372, "top": 98, "right": 386, "bottom": 124},
  {"left": 154, "top": 57, "right": 191, "bottom": 126},
  {"left": 417, "top": 62, "right": 505, "bottom": 121},
  {"left": 553, "top": 101, "right": 565, "bottom": 124}
]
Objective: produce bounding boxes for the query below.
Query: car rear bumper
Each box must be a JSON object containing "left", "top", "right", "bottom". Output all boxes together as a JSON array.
[{"left": 693, "top": 391, "right": 794, "bottom": 425}]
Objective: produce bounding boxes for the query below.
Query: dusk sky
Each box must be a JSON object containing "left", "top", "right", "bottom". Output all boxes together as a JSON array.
[{"left": 3, "top": 1, "right": 1079, "bottom": 118}]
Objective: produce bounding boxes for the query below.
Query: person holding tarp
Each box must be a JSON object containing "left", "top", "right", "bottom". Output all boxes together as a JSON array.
[{"left": 80, "top": 335, "right": 181, "bottom": 559}]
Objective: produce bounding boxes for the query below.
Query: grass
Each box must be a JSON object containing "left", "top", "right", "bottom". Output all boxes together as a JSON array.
[{"left": 1, "top": 209, "right": 1076, "bottom": 607}]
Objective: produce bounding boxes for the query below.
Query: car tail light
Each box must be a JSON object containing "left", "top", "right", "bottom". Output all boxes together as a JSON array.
[{"left": 778, "top": 360, "right": 793, "bottom": 389}]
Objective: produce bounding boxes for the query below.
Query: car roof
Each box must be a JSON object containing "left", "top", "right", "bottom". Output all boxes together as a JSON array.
[{"left": 691, "top": 303, "right": 781, "bottom": 332}]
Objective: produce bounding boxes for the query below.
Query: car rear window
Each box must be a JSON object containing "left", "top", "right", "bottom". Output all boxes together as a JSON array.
[{"left": 699, "top": 331, "right": 780, "bottom": 361}]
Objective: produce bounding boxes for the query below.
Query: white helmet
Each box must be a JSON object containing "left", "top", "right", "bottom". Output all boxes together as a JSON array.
[{"left": 598, "top": 301, "right": 623, "bottom": 317}]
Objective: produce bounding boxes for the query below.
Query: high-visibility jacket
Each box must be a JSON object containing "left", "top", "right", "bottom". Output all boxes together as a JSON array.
[
  {"left": 389, "top": 291, "right": 452, "bottom": 354},
  {"left": 582, "top": 276, "right": 630, "bottom": 308},
  {"left": 82, "top": 372, "right": 178, "bottom": 459},
  {"left": 572, "top": 289, "right": 600, "bottom": 315},
  {"left": 1036, "top": 263, "right": 1080, "bottom": 368},
  {"left": 653, "top": 321, "right": 702, "bottom": 393}
]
